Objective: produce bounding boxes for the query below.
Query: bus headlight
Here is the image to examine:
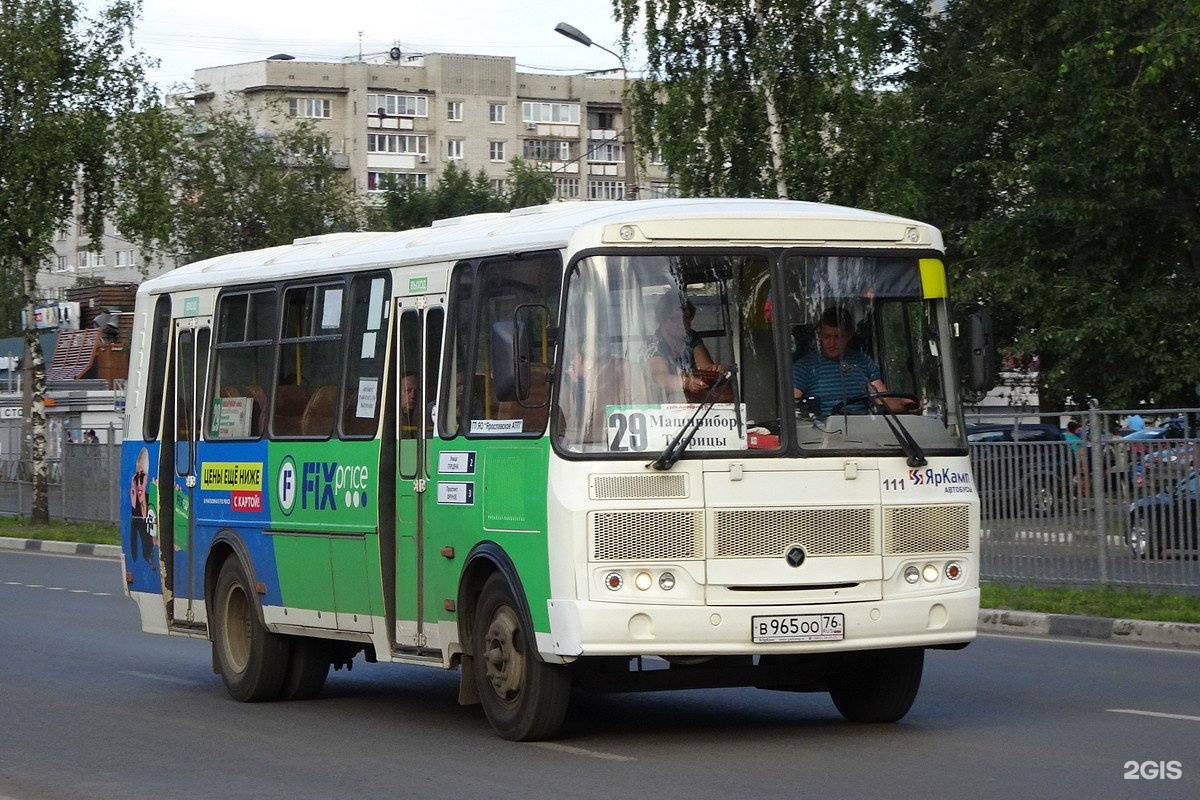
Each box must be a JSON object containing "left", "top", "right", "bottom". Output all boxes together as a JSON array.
[
  {"left": 604, "top": 572, "right": 623, "bottom": 591},
  {"left": 658, "top": 572, "right": 676, "bottom": 591},
  {"left": 945, "top": 561, "right": 963, "bottom": 581},
  {"left": 922, "top": 564, "right": 940, "bottom": 583},
  {"left": 634, "top": 572, "right": 653, "bottom": 591},
  {"left": 904, "top": 565, "right": 920, "bottom": 584}
]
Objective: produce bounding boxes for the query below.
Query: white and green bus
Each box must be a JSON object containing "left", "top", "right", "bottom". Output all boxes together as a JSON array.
[{"left": 120, "top": 199, "right": 988, "bottom": 740}]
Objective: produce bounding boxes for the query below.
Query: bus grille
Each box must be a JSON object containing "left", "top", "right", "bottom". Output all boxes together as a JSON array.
[
  {"left": 590, "top": 473, "right": 688, "bottom": 500},
  {"left": 884, "top": 505, "right": 971, "bottom": 554},
  {"left": 591, "top": 511, "right": 705, "bottom": 560},
  {"left": 712, "top": 507, "right": 875, "bottom": 557}
]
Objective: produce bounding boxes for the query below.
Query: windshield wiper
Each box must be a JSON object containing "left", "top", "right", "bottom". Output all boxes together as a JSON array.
[
  {"left": 831, "top": 364, "right": 927, "bottom": 468},
  {"left": 648, "top": 369, "right": 734, "bottom": 471},
  {"left": 867, "top": 389, "right": 928, "bottom": 468}
]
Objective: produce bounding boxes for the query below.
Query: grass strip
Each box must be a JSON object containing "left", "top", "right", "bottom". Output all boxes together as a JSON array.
[
  {"left": 982, "top": 582, "right": 1200, "bottom": 624},
  {"left": 0, "top": 517, "right": 120, "bottom": 546}
]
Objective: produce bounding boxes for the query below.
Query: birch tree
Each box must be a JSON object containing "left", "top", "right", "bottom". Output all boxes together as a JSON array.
[{"left": 0, "top": 0, "right": 168, "bottom": 522}]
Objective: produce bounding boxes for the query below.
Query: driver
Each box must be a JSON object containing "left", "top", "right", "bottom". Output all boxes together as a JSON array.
[{"left": 792, "top": 306, "right": 914, "bottom": 418}]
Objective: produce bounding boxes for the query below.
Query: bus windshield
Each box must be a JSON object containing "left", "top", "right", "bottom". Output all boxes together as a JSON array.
[{"left": 554, "top": 251, "right": 964, "bottom": 457}]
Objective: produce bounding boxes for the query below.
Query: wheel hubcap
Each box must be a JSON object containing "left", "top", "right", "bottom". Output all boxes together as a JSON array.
[
  {"left": 482, "top": 604, "right": 524, "bottom": 703},
  {"left": 221, "top": 583, "right": 251, "bottom": 672}
]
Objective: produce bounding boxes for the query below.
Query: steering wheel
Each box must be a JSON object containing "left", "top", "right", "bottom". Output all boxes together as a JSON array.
[{"left": 829, "top": 392, "right": 920, "bottom": 416}]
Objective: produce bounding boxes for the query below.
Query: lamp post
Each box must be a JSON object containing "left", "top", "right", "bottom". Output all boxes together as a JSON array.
[{"left": 554, "top": 22, "right": 638, "bottom": 200}]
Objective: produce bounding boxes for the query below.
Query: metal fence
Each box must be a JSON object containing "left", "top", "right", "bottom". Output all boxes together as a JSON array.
[
  {"left": 2, "top": 409, "right": 1198, "bottom": 592},
  {"left": 0, "top": 422, "right": 122, "bottom": 525},
  {"left": 972, "top": 407, "right": 1200, "bottom": 593}
]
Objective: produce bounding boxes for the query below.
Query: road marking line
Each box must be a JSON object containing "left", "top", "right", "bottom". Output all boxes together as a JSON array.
[
  {"left": 1108, "top": 709, "right": 1200, "bottom": 723},
  {"left": 120, "top": 670, "right": 199, "bottom": 686},
  {"left": 2, "top": 580, "right": 115, "bottom": 597},
  {"left": 530, "top": 742, "right": 636, "bottom": 761}
]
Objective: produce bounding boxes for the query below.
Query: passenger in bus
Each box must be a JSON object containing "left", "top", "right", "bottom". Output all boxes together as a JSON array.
[
  {"left": 646, "top": 294, "right": 723, "bottom": 400},
  {"left": 792, "top": 306, "right": 916, "bottom": 418},
  {"left": 399, "top": 371, "right": 420, "bottom": 437}
]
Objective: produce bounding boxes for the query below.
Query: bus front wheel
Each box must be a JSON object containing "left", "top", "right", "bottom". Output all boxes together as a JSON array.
[
  {"left": 827, "top": 647, "right": 924, "bottom": 723},
  {"left": 471, "top": 573, "right": 570, "bottom": 741},
  {"left": 212, "top": 558, "right": 290, "bottom": 702}
]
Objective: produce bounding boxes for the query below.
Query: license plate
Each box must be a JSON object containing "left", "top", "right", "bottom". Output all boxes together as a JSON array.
[{"left": 751, "top": 613, "right": 845, "bottom": 643}]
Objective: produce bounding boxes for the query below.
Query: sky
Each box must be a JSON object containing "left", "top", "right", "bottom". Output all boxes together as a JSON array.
[{"left": 81, "top": 0, "right": 644, "bottom": 91}]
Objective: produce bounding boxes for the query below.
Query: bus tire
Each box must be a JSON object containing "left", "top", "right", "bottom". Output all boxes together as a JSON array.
[
  {"left": 211, "top": 558, "right": 290, "bottom": 702},
  {"left": 279, "top": 637, "right": 331, "bottom": 701},
  {"left": 828, "top": 647, "right": 923, "bottom": 723},
  {"left": 471, "top": 573, "right": 570, "bottom": 741}
]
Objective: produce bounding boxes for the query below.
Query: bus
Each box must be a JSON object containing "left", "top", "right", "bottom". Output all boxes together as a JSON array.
[{"left": 120, "top": 198, "right": 989, "bottom": 740}]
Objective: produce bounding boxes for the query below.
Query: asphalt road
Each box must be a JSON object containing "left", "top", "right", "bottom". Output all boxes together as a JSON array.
[{"left": 2, "top": 550, "right": 1198, "bottom": 800}]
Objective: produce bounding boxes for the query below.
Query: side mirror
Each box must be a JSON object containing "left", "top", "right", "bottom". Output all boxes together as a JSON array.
[
  {"left": 491, "top": 304, "right": 551, "bottom": 403},
  {"left": 964, "top": 308, "right": 996, "bottom": 393}
]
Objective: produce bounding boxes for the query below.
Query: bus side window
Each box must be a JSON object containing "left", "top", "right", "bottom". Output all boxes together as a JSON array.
[
  {"left": 342, "top": 272, "right": 391, "bottom": 438},
  {"left": 143, "top": 295, "right": 173, "bottom": 441},
  {"left": 208, "top": 289, "right": 276, "bottom": 440},
  {"left": 274, "top": 282, "right": 345, "bottom": 438},
  {"left": 466, "top": 253, "right": 562, "bottom": 435},
  {"left": 441, "top": 264, "right": 474, "bottom": 439}
]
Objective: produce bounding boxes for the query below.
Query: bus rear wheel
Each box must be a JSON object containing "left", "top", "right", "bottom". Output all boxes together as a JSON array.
[
  {"left": 827, "top": 647, "right": 924, "bottom": 723},
  {"left": 471, "top": 573, "right": 570, "bottom": 741},
  {"left": 212, "top": 558, "right": 290, "bottom": 702},
  {"left": 279, "top": 637, "right": 331, "bottom": 701}
]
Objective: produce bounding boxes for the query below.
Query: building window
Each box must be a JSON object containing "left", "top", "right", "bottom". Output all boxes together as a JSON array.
[
  {"left": 588, "top": 110, "right": 616, "bottom": 130},
  {"left": 647, "top": 182, "right": 678, "bottom": 199},
  {"left": 489, "top": 141, "right": 506, "bottom": 162},
  {"left": 366, "top": 93, "right": 428, "bottom": 118},
  {"left": 588, "top": 180, "right": 623, "bottom": 201},
  {"left": 54, "top": 255, "right": 69, "bottom": 272},
  {"left": 554, "top": 177, "right": 580, "bottom": 199},
  {"left": 289, "top": 98, "right": 332, "bottom": 118},
  {"left": 523, "top": 139, "right": 572, "bottom": 161},
  {"left": 447, "top": 101, "right": 463, "bottom": 121},
  {"left": 489, "top": 102, "right": 506, "bottom": 124},
  {"left": 367, "top": 133, "right": 428, "bottom": 155},
  {"left": 490, "top": 178, "right": 506, "bottom": 195},
  {"left": 447, "top": 139, "right": 463, "bottom": 160},
  {"left": 591, "top": 142, "right": 623, "bottom": 164},
  {"left": 115, "top": 249, "right": 136, "bottom": 267},
  {"left": 521, "top": 102, "right": 581, "bottom": 125},
  {"left": 77, "top": 251, "right": 105, "bottom": 269},
  {"left": 368, "top": 171, "right": 428, "bottom": 192}
]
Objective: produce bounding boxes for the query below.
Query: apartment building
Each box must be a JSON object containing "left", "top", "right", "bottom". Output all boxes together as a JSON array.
[
  {"left": 191, "top": 50, "right": 673, "bottom": 203},
  {"left": 40, "top": 50, "right": 673, "bottom": 304}
]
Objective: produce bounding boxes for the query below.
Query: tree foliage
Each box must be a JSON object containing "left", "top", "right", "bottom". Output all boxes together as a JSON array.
[
  {"left": 0, "top": 0, "right": 168, "bottom": 521},
  {"left": 911, "top": 0, "right": 1200, "bottom": 407},
  {"left": 617, "top": 0, "right": 1200, "bottom": 408},
  {"left": 165, "top": 107, "right": 365, "bottom": 263},
  {"left": 374, "top": 158, "right": 555, "bottom": 232},
  {"left": 614, "top": 0, "right": 927, "bottom": 212}
]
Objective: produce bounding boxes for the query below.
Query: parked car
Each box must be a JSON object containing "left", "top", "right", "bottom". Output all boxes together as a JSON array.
[
  {"left": 966, "top": 423, "right": 1078, "bottom": 517},
  {"left": 1126, "top": 471, "right": 1199, "bottom": 558},
  {"left": 1123, "top": 425, "right": 1195, "bottom": 486}
]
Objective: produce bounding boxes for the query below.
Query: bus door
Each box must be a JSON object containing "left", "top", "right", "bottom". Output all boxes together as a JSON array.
[
  {"left": 168, "top": 318, "right": 211, "bottom": 625},
  {"left": 394, "top": 299, "right": 443, "bottom": 650}
]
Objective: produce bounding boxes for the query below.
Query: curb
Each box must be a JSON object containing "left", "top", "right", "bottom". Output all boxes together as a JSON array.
[
  {"left": 0, "top": 536, "right": 122, "bottom": 560},
  {"left": 977, "top": 608, "right": 1200, "bottom": 650},
  {"left": 3, "top": 536, "right": 1198, "bottom": 650}
]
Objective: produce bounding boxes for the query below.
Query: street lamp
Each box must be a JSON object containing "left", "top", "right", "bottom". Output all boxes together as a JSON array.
[{"left": 554, "top": 22, "right": 638, "bottom": 200}]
